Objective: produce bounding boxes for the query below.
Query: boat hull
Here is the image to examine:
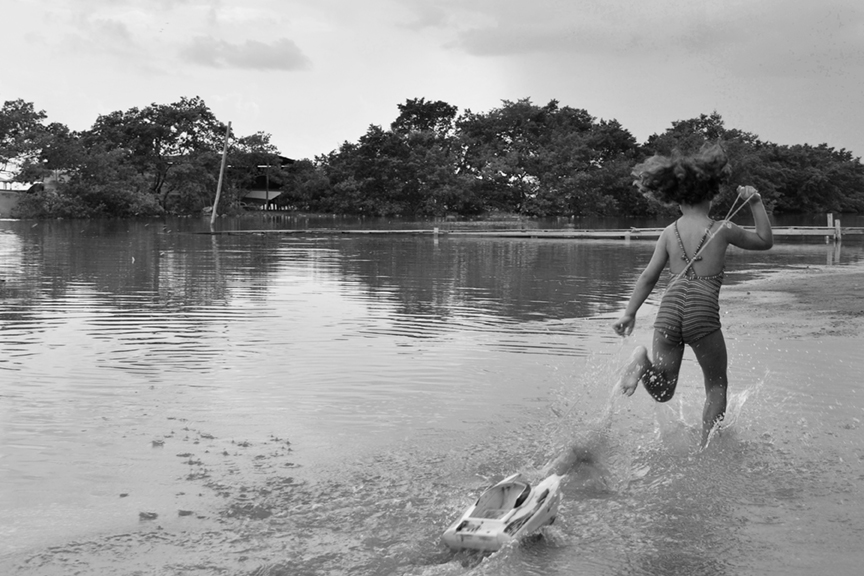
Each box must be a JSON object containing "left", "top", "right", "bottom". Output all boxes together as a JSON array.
[{"left": 442, "top": 473, "right": 562, "bottom": 551}]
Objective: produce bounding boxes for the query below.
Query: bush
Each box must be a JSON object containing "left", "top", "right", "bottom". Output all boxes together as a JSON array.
[{"left": 13, "top": 183, "right": 164, "bottom": 218}]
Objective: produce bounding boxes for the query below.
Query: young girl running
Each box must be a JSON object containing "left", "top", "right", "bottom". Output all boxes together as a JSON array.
[{"left": 612, "top": 144, "right": 773, "bottom": 446}]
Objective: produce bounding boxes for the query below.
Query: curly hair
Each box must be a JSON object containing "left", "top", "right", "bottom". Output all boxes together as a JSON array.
[{"left": 632, "top": 144, "right": 731, "bottom": 206}]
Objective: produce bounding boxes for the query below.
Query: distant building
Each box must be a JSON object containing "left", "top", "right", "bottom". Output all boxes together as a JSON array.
[
  {"left": 240, "top": 156, "right": 294, "bottom": 209},
  {"left": 0, "top": 160, "right": 29, "bottom": 191},
  {"left": 1, "top": 160, "right": 29, "bottom": 217},
  {"left": 0, "top": 159, "right": 71, "bottom": 216}
]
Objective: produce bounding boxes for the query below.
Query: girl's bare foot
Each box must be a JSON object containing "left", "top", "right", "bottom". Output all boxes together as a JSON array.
[{"left": 618, "top": 346, "right": 649, "bottom": 396}]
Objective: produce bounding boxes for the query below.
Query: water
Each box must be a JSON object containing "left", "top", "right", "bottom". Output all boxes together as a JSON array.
[{"left": 1, "top": 216, "right": 863, "bottom": 575}]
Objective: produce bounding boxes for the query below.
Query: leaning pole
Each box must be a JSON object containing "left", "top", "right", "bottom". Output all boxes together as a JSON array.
[{"left": 210, "top": 121, "right": 232, "bottom": 227}]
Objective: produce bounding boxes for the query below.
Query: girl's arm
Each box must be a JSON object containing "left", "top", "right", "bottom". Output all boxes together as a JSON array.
[
  {"left": 727, "top": 186, "right": 773, "bottom": 250},
  {"left": 612, "top": 230, "right": 670, "bottom": 337}
]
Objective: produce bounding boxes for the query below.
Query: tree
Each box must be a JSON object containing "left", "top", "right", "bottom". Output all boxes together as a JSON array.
[
  {"left": 272, "top": 158, "right": 327, "bottom": 211},
  {"left": 0, "top": 99, "right": 48, "bottom": 166},
  {"left": 315, "top": 98, "right": 467, "bottom": 218},
  {"left": 14, "top": 146, "right": 161, "bottom": 218},
  {"left": 391, "top": 98, "right": 458, "bottom": 137},
  {"left": 457, "top": 99, "right": 559, "bottom": 213},
  {"left": 15, "top": 122, "right": 86, "bottom": 184},
  {"left": 455, "top": 99, "right": 639, "bottom": 216},
  {"left": 644, "top": 111, "right": 728, "bottom": 156},
  {"left": 754, "top": 144, "right": 864, "bottom": 213},
  {"left": 10, "top": 94, "right": 863, "bottom": 220},
  {"left": 85, "top": 96, "right": 226, "bottom": 208}
]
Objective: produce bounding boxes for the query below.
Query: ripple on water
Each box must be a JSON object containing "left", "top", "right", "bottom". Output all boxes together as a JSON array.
[
  {"left": 3, "top": 225, "right": 864, "bottom": 575},
  {"left": 4, "top": 343, "right": 864, "bottom": 576}
]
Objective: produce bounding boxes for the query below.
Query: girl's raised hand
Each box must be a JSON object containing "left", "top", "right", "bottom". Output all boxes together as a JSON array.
[{"left": 737, "top": 185, "right": 760, "bottom": 202}]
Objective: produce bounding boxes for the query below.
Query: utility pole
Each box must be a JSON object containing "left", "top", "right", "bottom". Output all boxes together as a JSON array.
[{"left": 211, "top": 122, "right": 231, "bottom": 227}]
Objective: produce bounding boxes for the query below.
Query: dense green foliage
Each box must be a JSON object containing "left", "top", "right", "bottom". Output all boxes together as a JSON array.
[{"left": 3, "top": 96, "right": 864, "bottom": 219}]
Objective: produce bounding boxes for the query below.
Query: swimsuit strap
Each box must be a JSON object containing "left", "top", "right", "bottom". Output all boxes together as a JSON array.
[
  {"left": 673, "top": 220, "right": 714, "bottom": 264},
  {"left": 693, "top": 220, "right": 715, "bottom": 258}
]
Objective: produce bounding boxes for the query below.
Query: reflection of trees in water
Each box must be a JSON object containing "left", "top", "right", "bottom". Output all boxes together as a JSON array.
[
  {"left": 0, "top": 220, "right": 284, "bottom": 359},
  {"left": 5, "top": 219, "right": 857, "bottom": 329},
  {"left": 3, "top": 220, "right": 293, "bottom": 309},
  {"left": 336, "top": 237, "right": 653, "bottom": 322},
  {"left": 0, "top": 220, "right": 298, "bottom": 373}
]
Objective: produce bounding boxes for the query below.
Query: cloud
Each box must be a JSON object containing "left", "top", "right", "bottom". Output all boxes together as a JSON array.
[
  {"left": 446, "top": 2, "right": 732, "bottom": 57},
  {"left": 433, "top": 0, "right": 862, "bottom": 57},
  {"left": 57, "top": 16, "right": 151, "bottom": 63},
  {"left": 453, "top": 24, "right": 611, "bottom": 56},
  {"left": 441, "top": 0, "right": 864, "bottom": 84},
  {"left": 400, "top": 4, "right": 450, "bottom": 30},
  {"left": 180, "top": 36, "right": 311, "bottom": 70}
]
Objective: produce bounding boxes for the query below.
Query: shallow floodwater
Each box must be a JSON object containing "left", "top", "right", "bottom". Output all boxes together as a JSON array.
[{"left": 1, "top": 216, "right": 863, "bottom": 575}]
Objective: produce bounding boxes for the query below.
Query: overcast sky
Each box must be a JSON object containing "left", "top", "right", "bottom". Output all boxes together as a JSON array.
[{"left": 5, "top": 0, "right": 864, "bottom": 160}]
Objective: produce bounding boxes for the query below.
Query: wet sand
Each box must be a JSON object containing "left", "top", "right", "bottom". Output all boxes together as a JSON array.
[{"left": 723, "top": 265, "right": 864, "bottom": 339}]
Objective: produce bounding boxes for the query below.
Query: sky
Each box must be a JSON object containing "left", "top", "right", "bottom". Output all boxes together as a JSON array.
[{"left": 4, "top": 0, "right": 864, "bottom": 160}]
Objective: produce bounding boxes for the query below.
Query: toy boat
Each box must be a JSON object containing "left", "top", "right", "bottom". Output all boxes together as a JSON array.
[{"left": 441, "top": 472, "right": 563, "bottom": 551}]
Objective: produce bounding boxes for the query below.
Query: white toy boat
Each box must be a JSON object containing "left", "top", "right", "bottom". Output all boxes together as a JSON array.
[{"left": 441, "top": 473, "right": 563, "bottom": 551}]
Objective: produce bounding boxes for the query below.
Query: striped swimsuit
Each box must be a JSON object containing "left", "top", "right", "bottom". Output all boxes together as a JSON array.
[{"left": 654, "top": 221, "right": 723, "bottom": 345}]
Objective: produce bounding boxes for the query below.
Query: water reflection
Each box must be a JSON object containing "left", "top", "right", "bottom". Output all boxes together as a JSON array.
[
  {"left": 1, "top": 219, "right": 861, "bottom": 326},
  {"left": 0, "top": 217, "right": 863, "bottom": 575}
]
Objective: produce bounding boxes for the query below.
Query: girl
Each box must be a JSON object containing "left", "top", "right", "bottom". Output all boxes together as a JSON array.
[{"left": 612, "top": 145, "right": 773, "bottom": 446}]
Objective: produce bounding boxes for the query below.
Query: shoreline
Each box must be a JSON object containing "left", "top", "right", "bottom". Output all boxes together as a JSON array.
[{"left": 722, "top": 264, "right": 864, "bottom": 339}]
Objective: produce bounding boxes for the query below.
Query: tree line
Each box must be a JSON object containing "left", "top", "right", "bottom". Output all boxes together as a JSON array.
[
  {"left": 2, "top": 96, "right": 863, "bottom": 219},
  {"left": 1, "top": 96, "right": 277, "bottom": 218}
]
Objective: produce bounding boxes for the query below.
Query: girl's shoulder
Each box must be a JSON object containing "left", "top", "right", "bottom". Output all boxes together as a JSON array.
[
  {"left": 658, "top": 222, "right": 676, "bottom": 242},
  {"left": 655, "top": 223, "right": 676, "bottom": 253},
  {"left": 661, "top": 220, "right": 679, "bottom": 234},
  {"left": 710, "top": 219, "right": 736, "bottom": 239},
  {"left": 714, "top": 219, "right": 750, "bottom": 243}
]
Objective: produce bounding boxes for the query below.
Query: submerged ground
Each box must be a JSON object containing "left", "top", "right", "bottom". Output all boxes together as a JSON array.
[{"left": 1, "top": 225, "right": 862, "bottom": 576}]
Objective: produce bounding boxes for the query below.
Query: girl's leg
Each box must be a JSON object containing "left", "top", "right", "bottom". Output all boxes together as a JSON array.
[
  {"left": 643, "top": 330, "right": 685, "bottom": 402},
  {"left": 690, "top": 329, "right": 729, "bottom": 446},
  {"left": 618, "top": 331, "right": 684, "bottom": 401}
]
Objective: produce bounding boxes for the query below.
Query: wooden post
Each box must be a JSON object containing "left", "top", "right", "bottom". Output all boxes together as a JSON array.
[
  {"left": 835, "top": 219, "right": 842, "bottom": 241},
  {"left": 827, "top": 213, "right": 834, "bottom": 228},
  {"left": 210, "top": 122, "right": 231, "bottom": 227}
]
